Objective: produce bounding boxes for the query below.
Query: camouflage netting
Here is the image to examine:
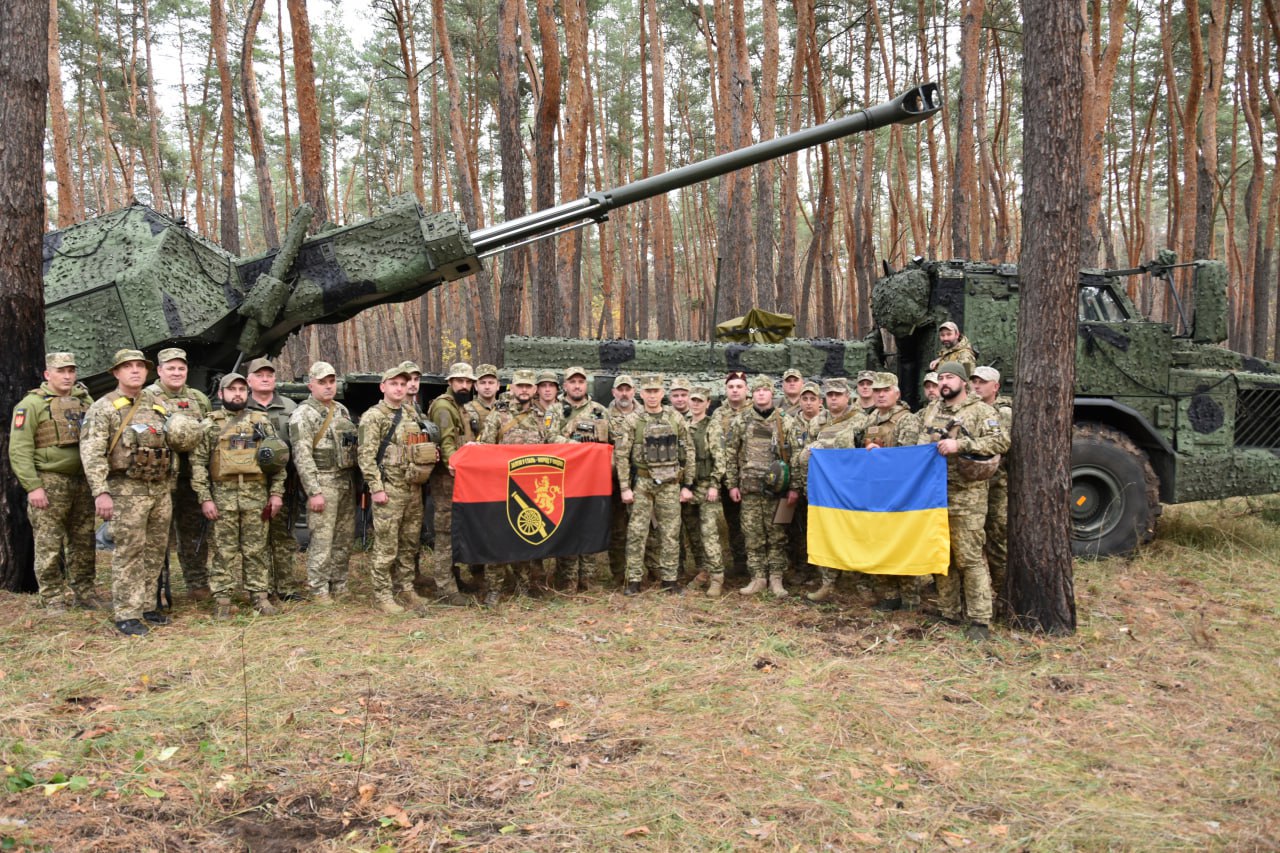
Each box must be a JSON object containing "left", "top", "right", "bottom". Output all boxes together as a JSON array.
[{"left": 871, "top": 268, "right": 932, "bottom": 338}]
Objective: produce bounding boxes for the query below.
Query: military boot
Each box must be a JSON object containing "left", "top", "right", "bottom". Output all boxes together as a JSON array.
[
  {"left": 661, "top": 580, "right": 683, "bottom": 595},
  {"left": 438, "top": 592, "right": 471, "bottom": 607},
  {"left": 214, "top": 597, "right": 236, "bottom": 620},
  {"left": 374, "top": 596, "right": 405, "bottom": 614},
  {"left": 705, "top": 575, "right": 724, "bottom": 598},
  {"left": 74, "top": 592, "right": 106, "bottom": 611},
  {"left": 397, "top": 588, "right": 426, "bottom": 610},
  {"left": 252, "top": 594, "right": 278, "bottom": 616},
  {"left": 186, "top": 586, "right": 213, "bottom": 603},
  {"left": 44, "top": 598, "right": 70, "bottom": 615},
  {"left": 483, "top": 588, "right": 501, "bottom": 608},
  {"left": 738, "top": 576, "right": 767, "bottom": 595},
  {"left": 769, "top": 574, "right": 789, "bottom": 598},
  {"left": 805, "top": 580, "right": 835, "bottom": 603},
  {"left": 623, "top": 581, "right": 642, "bottom": 596},
  {"left": 312, "top": 592, "right": 334, "bottom": 607}
]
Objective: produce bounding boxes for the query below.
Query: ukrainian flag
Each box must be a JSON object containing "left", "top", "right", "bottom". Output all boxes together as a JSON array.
[{"left": 807, "top": 444, "right": 950, "bottom": 575}]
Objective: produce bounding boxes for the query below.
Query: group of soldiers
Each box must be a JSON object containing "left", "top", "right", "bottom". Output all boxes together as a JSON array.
[{"left": 10, "top": 320, "right": 1012, "bottom": 640}]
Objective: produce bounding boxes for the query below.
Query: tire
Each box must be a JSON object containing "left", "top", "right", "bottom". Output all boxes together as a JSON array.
[{"left": 1070, "top": 422, "right": 1160, "bottom": 558}]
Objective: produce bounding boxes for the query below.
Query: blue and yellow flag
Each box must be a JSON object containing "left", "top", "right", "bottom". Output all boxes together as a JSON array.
[{"left": 807, "top": 444, "right": 950, "bottom": 575}]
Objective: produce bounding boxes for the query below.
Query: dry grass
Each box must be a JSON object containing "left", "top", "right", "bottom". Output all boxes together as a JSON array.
[{"left": 2, "top": 498, "right": 1279, "bottom": 850}]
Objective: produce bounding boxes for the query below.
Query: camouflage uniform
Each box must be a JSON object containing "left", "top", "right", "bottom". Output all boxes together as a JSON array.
[
  {"left": 81, "top": 389, "right": 174, "bottom": 623},
  {"left": 917, "top": 395, "right": 1009, "bottom": 626},
  {"left": 290, "top": 396, "right": 358, "bottom": 598},
  {"left": 459, "top": 396, "right": 497, "bottom": 586},
  {"left": 683, "top": 411, "right": 726, "bottom": 586},
  {"left": 9, "top": 379, "right": 96, "bottom": 607},
  {"left": 985, "top": 394, "right": 1014, "bottom": 612},
  {"left": 934, "top": 335, "right": 978, "bottom": 377},
  {"left": 710, "top": 399, "right": 751, "bottom": 576},
  {"left": 427, "top": 387, "right": 476, "bottom": 602},
  {"left": 555, "top": 395, "right": 612, "bottom": 589},
  {"left": 359, "top": 399, "right": 436, "bottom": 607},
  {"left": 784, "top": 406, "right": 827, "bottom": 579},
  {"left": 146, "top": 381, "right": 212, "bottom": 594},
  {"left": 724, "top": 404, "right": 795, "bottom": 583},
  {"left": 606, "top": 398, "right": 639, "bottom": 580},
  {"left": 614, "top": 404, "right": 695, "bottom": 584},
  {"left": 246, "top": 392, "right": 301, "bottom": 597},
  {"left": 863, "top": 401, "right": 925, "bottom": 607},
  {"left": 190, "top": 408, "right": 286, "bottom": 599},
  {"left": 793, "top": 403, "right": 868, "bottom": 592}
]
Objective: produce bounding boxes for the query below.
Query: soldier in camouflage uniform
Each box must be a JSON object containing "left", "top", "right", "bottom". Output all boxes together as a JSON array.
[
  {"left": 534, "top": 370, "right": 563, "bottom": 435},
  {"left": 667, "top": 376, "right": 692, "bottom": 418},
  {"left": 289, "top": 361, "right": 358, "bottom": 604},
  {"left": 478, "top": 369, "right": 560, "bottom": 605},
  {"left": 359, "top": 365, "right": 439, "bottom": 613},
  {"left": 780, "top": 368, "right": 806, "bottom": 416},
  {"left": 855, "top": 369, "right": 877, "bottom": 414},
  {"left": 606, "top": 375, "right": 639, "bottom": 583},
  {"left": 929, "top": 321, "right": 978, "bottom": 376},
  {"left": 711, "top": 371, "right": 751, "bottom": 578},
  {"left": 922, "top": 371, "right": 941, "bottom": 404},
  {"left": 146, "top": 347, "right": 213, "bottom": 600},
  {"left": 456, "top": 364, "right": 501, "bottom": 591},
  {"left": 970, "top": 365, "right": 1013, "bottom": 617},
  {"left": 9, "top": 352, "right": 98, "bottom": 611},
  {"left": 917, "top": 361, "right": 1009, "bottom": 640},
  {"left": 615, "top": 374, "right": 695, "bottom": 595},
  {"left": 645, "top": 375, "right": 692, "bottom": 578},
  {"left": 684, "top": 386, "right": 727, "bottom": 596},
  {"left": 426, "top": 362, "right": 477, "bottom": 606},
  {"left": 245, "top": 357, "right": 302, "bottom": 602},
  {"left": 784, "top": 381, "right": 827, "bottom": 584},
  {"left": 81, "top": 349, "right": 174, "bottom": 636},
  {"left": 554, "top": 366, "right": 612, "bottom": 592},
  {"left": 725, "top": 375, "right": 798, "bottom": 598},
  {"left": 191, "top": 373, "right": 286, "bottom": 618},
  {"left": 862, "top": 372, "right": 926, "bottom": 611}
]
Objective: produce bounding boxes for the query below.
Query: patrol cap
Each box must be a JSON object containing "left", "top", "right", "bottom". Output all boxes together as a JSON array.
[
  {"left": 474, "top": 363, "right": 499, "bottom": 380},
  {"left": 668, "top": 375, "right": 692, "bottom": 392},
  {"left": 856, "top": 370, "right": 877, "bottom": 384},
  {"left": 782, "top": 368, "right": 804, "bottom": 381},
  {"left": 939, "top": 321, "right": 960, "bottom": 334},
  {"left": 801, "top": 381, "right": 822, "bottom": 397},
  {"left": 639, "top": 374, "right": 664, "bottom": 391},
  {"left": 613, "top": 374, "right": 636, "bottom": 389},
  {"left": 156, "top": 347, "right": 188, "bottom": 364},
  {"left": 689, "top": 386, "right": 712, "bottom": 401},
  {"left": 381, "top": 365, "right": 412, "bottom": 382},
  {"left": 564, "top": 366, "right": 589, "bottom": 380},
  {"left": 446, "top": 362, "right": 477, "bottom": 381},
  {"left": 972, "top": 365, "right": 1001, "bottom": 383},
  {"left": 749, "top": 374, "right": 775, "bottom": 392},
  {"left": 308, "top": 361, "right": 337, "bottom": 380},
  {"left": 822, "top": 377, "right": 850, "bottom": 395},
  {"left": 510, "top": 369, "right": 537, "bottom": 386},
  {"left": 110, "top": 348, "right": 152, "bottom": 369},
  {"left": 219, "top": 372, "right": 248, "bottom": 390},
  {"left": 46, "top": 352, "right": 77, "bottom": 369},
  {"left": 536, "top": 369, "right": 560, "bottom": 385},
  {"left": 399, "top": 360, "right": 423, "bottom": 376},
  {"left": 923, "top": 371, "right": 940, "bottom": 386},
  {"left": 871, "top": 372, "right": 898, "bottom": 390},
  {"left": 937, "top": 360, "right": 970, "bottom": 381},
  {"left": 246, "top": 357, "right": 275, "bottom": 374}
]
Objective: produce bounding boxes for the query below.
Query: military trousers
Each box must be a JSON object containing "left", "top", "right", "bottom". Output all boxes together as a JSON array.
[
  {"left": 985, "top": 470, "right": 1009, "bottom": 612},
  {"left": 170, "top": 476, "right": 210, "bottom": 591},
  {"left": 369, "top": 481, "right": 423, "bottom": 600},
  {"left": 935, "top": 518, "right": 993, "bottom": 624},
  {"left": 740, "top": 492, "right": 788, "bottom": 579},
  {"left": 429, "top": 469, "right": 460, "bottom": 596},
  {"left": 681, "top": 482, "right": 725, "bottom": 579},
  {"left": 608, "top": 488, "right": 629, "bottom": 581},
  {"left": 266, "top": 495, "right": 301, "bottom": 595},
  {"left": 625, "top": 479, "right": 681, "bottom": 582},
  {"left": 721, "top": 492, "right": 748, "bottom": 576},
  {"left": 29, "top": 471, "right": 96, "bottom": 605},
  {"left": 208, "top": 507, "right": 271, "bottom": 597},
  {"left": 306, "top": 471, "right": 356, "bottom": 596},
  {"left": 107, "top": 475, "right": 172, "bottom": 622}
]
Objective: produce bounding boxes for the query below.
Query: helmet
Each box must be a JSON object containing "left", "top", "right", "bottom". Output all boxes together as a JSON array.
[
  {"left": 419, "top": 419, "right": 441, "bottom": 444},
  {"left": 954, "top": 453, "right": 1002, "bottom": 482},
  {"left": 164, "top": 412, "right": 204, "bottom": 452},
  {"left": 255, "top": 435, "right": 292, "bottom": 475},
  {"left": 763, "top": 459, "right": 791, "bottom": 496}
]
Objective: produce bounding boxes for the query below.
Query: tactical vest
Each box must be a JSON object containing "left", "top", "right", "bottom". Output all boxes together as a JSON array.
[
  {"left": 495, "top": 407, "right": 545, "bottom": 445},
  {"left": 691, "top": 418, "right": 714, "bottom": 481},
  {"left": 310, "top": 403, "right": 357, "bottom": 471},
  {"left": 864, "top": 407, "right": 910, "bottom": 448},
  {"left": 380, "top": 415, "right": 437, "bottom": 485},
  {"left": 634, "top": 411, "right": 680, "bottom": 483},
  {"left": 34, "top": 395, "right": 88, "bottom": 449},
  {"left": 561, "top": 403, "right": 609, "bottom": 443},
  {"left": 107, "top": 395, "right": 171, "bottom": 480},
  {"left": 209, "top": 411, "right": 269, "bottom": 481},
  {"left": 740, "top": 413, "right": 784, "bottom": 484}
]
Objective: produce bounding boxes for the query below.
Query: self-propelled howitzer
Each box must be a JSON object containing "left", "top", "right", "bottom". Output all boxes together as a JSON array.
[{"left": 42, "top": 84, "right": 940, "bottom": 394}]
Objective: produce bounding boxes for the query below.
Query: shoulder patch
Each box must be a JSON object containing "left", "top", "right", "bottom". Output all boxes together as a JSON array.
[
  {"left": 113, "top": 396, "right": 133, "bottom": 410},
  {"left": 986, "top": 418, "right": 1000, "bottom": 427},
  {"left": 13, "top": 410, "right": 26, "bottom": 429}
]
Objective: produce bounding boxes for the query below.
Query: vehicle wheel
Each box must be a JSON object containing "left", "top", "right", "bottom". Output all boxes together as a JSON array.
[{"left": 1070, "top": 423, "right": 1160, "bottom": 558}]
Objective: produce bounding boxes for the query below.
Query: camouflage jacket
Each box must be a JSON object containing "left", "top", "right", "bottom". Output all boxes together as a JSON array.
[
  {"left": 863, "top": 403, "right": 923, "bottom": 449},
  {"left": 427, "top": 392, "right": 471, "bottom": 464},
  {"left": 358, "top": 400, "right": 435, "bottom": 492},
  {"left": 786, "top": 409, "right": 829, "bottom": 453},
  {"left": 724, "top": 406, "right": 795, "bottom": 494},
  {"left": 462, "top": 398, "right": 497, "bottom": 443},
  {"left": 687, "top": 414, "right": 725, "bottom": 486},
  {"left": 613, "top": 406, "right": 695, "bottom": 487},
  {"left": 190, "top": 409, "right": 285, "bottom": 508},
  {"left": 533, "top": 400, "right": 563, "bottom": 435},
  {"left": 991, "top": 394, "right": 1013, "bottom": 480},
  {"left": 606, "top": 401, "right": 638, "bottom": 442},
  {"left": 934, "top": 335, "right": 978, "bottom": 375},
  {"left": 289, "top": 396, "right": 357, "bottom": 496},
  {"left": 916, "top": 394, "right": 1009, "bottom": 518},
  {"left": 782, "top": 397, "right": 804, "bottom": 418},
  {"left": 80, "top": 388, "right": 173, "bottom": 496},
  {"left": 558, "top": 398, "right": 611, "bottom": 444},
  {"left": 479, "top": 403, "right": 558, "bottom": 446},
  {"left": 9, "top": 381, "right": 94, "bottom": 491}
]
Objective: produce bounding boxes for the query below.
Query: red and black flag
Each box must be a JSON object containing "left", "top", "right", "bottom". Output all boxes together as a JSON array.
[{"left": 450, "top": 443, "right": 613, "bottom": 563}]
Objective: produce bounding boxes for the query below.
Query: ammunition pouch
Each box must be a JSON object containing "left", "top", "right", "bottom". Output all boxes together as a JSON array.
[
  {"left": 122, "top": 424, "right": 171, "bottom": 481},
  {"left": 211, "top": 434, "right": 264, "bottom": 481},
  {"left": 640, "top": 421, "right": 679, "bottom": 482},
  {"left": 34, "top": 396, "right": 86, "bottom": 448},
  {"left": 570, "top": 418, "right": 608, "bottom": 443},
  {"left": 384, "top": 437, "right": 437, "bottom": 485},
  {"left": 316, "top": 429, "right": 358, "bottom": 471}
]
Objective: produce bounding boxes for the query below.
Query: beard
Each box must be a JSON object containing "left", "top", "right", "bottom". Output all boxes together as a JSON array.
[
  {"left": 939, "top": 384, "right": 960, "bottom": 401},
  {"left": 451, "top": 388, "right": 474, "bottom": 405},
  {"left": 223, "top": 397, "right": 248, "bottom": 412}
]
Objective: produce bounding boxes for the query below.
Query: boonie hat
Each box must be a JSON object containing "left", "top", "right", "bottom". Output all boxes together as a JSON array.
[
  {"left": 219, "top": 372, "right": 248, "bottom": 390},
  {"left": 156, "top": 347, "right": 188, "bottom": 364},
  {"left": 937, "top": 361, "right": 970, "bottom": 381},
  {"left": 972, "top": 366, "right": 1001, "bottom": 383},
  {"left": 309, "top": 361, "right": 337, "bottom": 380},
  {"left": 46, "top": 352, "right": 77, "bottom": 369},
  {"left": 110, "top": 349, "right": 152, "bottom": 369},
  {"left": 446, "top": 362, "right": 477, "bottom": 381}
]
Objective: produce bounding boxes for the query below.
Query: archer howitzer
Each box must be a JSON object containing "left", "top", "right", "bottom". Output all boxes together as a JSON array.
[{"left": 42, "top": 84, "right": 941, "bottom": 396}]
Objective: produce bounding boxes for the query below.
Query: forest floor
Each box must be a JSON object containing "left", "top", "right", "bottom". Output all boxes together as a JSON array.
[{"left": 1, "top": 498, "right": 1278, "bottom": 851}]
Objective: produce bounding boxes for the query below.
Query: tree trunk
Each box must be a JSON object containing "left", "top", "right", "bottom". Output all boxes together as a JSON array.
[
  {"left": 47, "top": 0, "right": 80, "bottom": 226},
  {"left": 558, "top": 0, "right": 588, "bottom": 337},
  {"left": 754, "top": 0, "right": 778, "bottom": 311},
  {"left": 211, "top": 0, "right": 239, "bottom": 253},
  {"left": 241, "top": 0, "right": 279, "bottom": 249},
  {"left": 951, "top": 0, "right": 984, "bottom": 258},
  {"left": 496, "top": 0, "right": 528, "bottom": 353},
  {"left": 288, "top": 0, "right": 328, "bottom": 230},
  {"left": 645, "top": 0, "right": 675, "bottom": 338},
  {"left": 1009, "top": 0, "right": 1083, "bottom": 634},
  {"left": 0, "top": 0, "right": 49, "bottom": 592},
  {"left": 1079, "top": 0, "right": 1129, "bottom": 265},
  {"left": 530, "top": 0, "right": 560, "bottom": 335},
  {"left": 276, "top": 0, "right": 296, "bottom": 211}
]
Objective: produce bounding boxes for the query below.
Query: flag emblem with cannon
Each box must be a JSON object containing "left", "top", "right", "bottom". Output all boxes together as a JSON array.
[{"left": 506, "top": 455, "right": 566, "bottom": 545}]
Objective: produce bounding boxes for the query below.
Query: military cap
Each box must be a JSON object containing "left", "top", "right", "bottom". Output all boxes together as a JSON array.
[
  {"left": 856, "top": 370, "right": 877, "bottom": 384},
  {"left": 246, "top": 357, "right": 275, "bottom": 374},
  {"left": 510, "top": 369, "right": 537, "bottom": 386},
  {"left": 474, "top": 363, "right": 499, "bottom": 379},
  {"left": 871, "top": 371, "right": 898, "bottom": 390},
  {"left": 613, "top": 374, "right": 636, "bottom": 389},
  {"left": 110, "top": 348, "right": 152, "bottom": 369},
  {"left": 822, "top": 377, "right": 850, "bottom": 395},
  {"left": 923, "top": 371, "right": 940, "bottom": 386},
  {"left": 937, "top": 360, "right": 970, "bottom": 381},
  {"left": 689, "top": 386, "right": 711, "bottom": 401},
  {"left": 939, "top": 320, "right": 960, "bottom": 334},
  {"left": 749, "top": 374, "right": 775, "bottom": 392},
  {"left": 972, "top": 365, "right": 1001, "bottom": 383},
  {"left": 801, "top": 381, "right": 822, "bottom": 397},
  {"left": 564, "top": 366, "right": 589, "bottom": 380},
  {"left": 535, "top": 369, "right": 560, "bottom": 385},
  {"left": 309, "top": 361, "right": 337, "bottom": 380},
  {"left": 45, "top": 352, "right": 77, "bottom": 369},
  {"left": 156, "top": 347, "right": 188, "bottom": 364},
  {"left": 399, "top": 360, "right": 423, "bottom": 376},
  {"left": 782, "top": 368, "right": 804, "bottom": 381},
  {"left": 446, "top": 362, "right": 477, "bottom": 381},
  {"left": 639, "top": 374, "right": 665, "bottom": 391},
  {"left": 381, "top": 365, "right": 412, "bottom": 382},
  {"left": 219, "top": 372, "right": 248, "bottom": 390},
  {"left": 668, "top": 375, "right": 692, "bottom": 392}
]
